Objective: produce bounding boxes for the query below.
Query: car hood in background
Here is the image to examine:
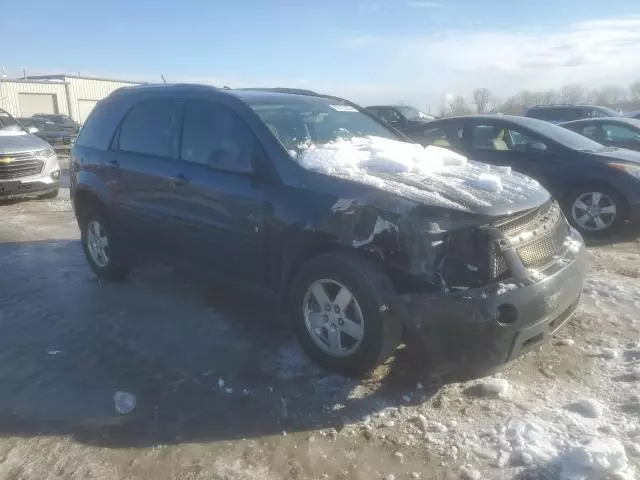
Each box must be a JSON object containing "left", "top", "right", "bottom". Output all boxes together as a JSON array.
[
  {"left": 0, "top": 131, "right": 50, "bottom": 154},
  {"left": 358, "top": 161, "right": 551, "bottom": 216}
]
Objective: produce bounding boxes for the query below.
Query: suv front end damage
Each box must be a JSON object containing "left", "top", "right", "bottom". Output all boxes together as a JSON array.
[
  {"left": 397, "top": 200, "right": 586, "bottom": 375},
  {"left": 338, "top": 196, "right": 586, "bottom": 376}
]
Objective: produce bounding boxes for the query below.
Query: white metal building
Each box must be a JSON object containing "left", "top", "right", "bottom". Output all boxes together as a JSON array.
[{"left": 0, "top": 75, "right": 141, "bottom": 124}]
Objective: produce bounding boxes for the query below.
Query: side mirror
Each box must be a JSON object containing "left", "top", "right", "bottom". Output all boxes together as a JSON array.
[
  {"left": 527, "top": 141, "right": 547, "bottom": 153},
  {"left": 28, "top": 126, "right": 39, "bottom": 134}
]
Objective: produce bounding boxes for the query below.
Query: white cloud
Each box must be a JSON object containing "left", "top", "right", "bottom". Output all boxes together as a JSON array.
[{"left": 342, "top": 16, "right": 640, "bottom": 107}]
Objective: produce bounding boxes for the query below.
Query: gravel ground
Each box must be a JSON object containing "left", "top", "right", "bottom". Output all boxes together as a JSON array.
[{"left": 1, "top": 181, "right": 640, "bottom": 480}]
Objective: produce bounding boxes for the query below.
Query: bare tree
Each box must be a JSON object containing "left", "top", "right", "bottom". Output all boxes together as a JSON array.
[
  {"left": 447, "top": 96, "right": 473, "bottom": 116},
  {"left": 559, "top": 84, "right": 586, "bottom": 104},
  {"left": 541, "top": 90, "right": 559, "bottom": 105},
  {"left": 473, "top": 88, "right": 492, "bottom": 113},
  {"left": 591, "top": 85, "right": 626, "bottom": 106}
]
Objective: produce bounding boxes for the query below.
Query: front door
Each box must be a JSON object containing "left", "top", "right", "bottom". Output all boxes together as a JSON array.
[
  {"left": 463, "top": 120, "right": 564, "bottom": 190},
  {"left": 172, "top": 99, "right": 269, "bottom": 283}
]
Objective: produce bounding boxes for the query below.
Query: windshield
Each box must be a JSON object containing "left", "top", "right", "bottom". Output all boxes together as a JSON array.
[
  {"left": 242, "top": 94, "right": 406, "bottom": 154},
  {"left": 525, "top": 117, "right": 606, "bottom": 151},
  {"left": 0, "top": 109, "right": 25, "bottom": 132},
  {"left": 396, "top": 106, "right": 431, "bottom": 121}
]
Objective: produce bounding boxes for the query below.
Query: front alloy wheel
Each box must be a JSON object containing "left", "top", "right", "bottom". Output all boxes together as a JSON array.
[
  {"left": 303, "top": 279, "right": 365, "bottom": 358},
  {"left": 571, "top": 191, "right": 617, "bottom": 233}
]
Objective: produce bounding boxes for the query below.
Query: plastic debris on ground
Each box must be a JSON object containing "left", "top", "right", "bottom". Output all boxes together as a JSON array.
[{"left": 113, "top": 391, "right": 136, "bottom": 414}]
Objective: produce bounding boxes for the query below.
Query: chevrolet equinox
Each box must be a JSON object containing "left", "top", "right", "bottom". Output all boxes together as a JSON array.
[{"left": 70, "top": 85, "right": 587, "bottom": 376}]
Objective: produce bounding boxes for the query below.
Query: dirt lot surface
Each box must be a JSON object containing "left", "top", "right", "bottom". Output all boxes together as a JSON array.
[{"left": 1, "top": 180, "right": 640, "bottom": 480}]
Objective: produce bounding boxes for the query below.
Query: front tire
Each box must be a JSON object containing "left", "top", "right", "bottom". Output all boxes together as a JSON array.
[
  {"left": 290, "top": 253, "right": 403, "bottom": 377},
  {"left": 564, "top": 184, "right": 626, "bottom": 237},
  {"left": 80, "top": 207, "right": 130, "bottom": 282}
]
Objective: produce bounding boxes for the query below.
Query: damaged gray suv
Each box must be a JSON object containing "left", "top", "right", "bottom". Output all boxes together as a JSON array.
[{"left": 70, "top": 85, "right": 587, "bottom": 376}]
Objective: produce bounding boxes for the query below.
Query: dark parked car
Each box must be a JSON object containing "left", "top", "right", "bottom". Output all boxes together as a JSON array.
[
  {"left": 365, "top": 105, "right": 434, "bottom": 131},
  {"left": 31, "top": 113, "right": 80, "bottom": 134},
  {"left": 19, "top": 117, "right": 76, "bottom": 153},
  {"left": 70, "top": 85, "right": 586, "bottom": 376},
  {"left": 560, "top": 118, "right": 640, "bottom": 152},
  {"left": 523, "top": 105, "right": 621, "bottom": 124},
  {"left": 404, "top": 115, "right": 640, "bottom": 236}
]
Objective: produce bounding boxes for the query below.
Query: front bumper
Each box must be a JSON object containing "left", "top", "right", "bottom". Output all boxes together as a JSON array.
[
  {"left": 0, "top": 154, "right": 61, "bottom": 200},
  {"left": 399, "top": 227, "right": 587, "bottom": 376},
  {"left": 0, "top": 178, "right": 60, "bottom": 200}
]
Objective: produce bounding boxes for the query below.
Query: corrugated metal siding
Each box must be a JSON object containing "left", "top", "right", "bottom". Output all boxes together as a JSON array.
[
  {"left": 66, "top": 78, "right": 139, "bottom": 123},
  {"left": 0, "top": 81, "right": 69, "bottom": 118}
]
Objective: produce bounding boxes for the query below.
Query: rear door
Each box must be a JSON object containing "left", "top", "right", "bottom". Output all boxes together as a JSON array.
[
  {"left": 114, "top": 98, "right": 187, "bottom": 255},
  {"left": 173, "top": 99, "right": 269, "bottom": 283}
]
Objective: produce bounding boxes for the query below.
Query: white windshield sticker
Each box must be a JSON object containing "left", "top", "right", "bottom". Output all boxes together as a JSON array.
[{"left": 329, "top": 105, "right": 358, "bottom": 112}]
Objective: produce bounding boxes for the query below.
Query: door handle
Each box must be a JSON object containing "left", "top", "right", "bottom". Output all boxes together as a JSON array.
[
  {"left": 107, "top": 159, "right": 119, "bottom": 168},
  {"left": 169, "top": 174, "right": 189, "bottom": 187}
]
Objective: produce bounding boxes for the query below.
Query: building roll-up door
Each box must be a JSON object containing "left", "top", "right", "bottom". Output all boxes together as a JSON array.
[
  {"left": 78, "top": 100, "right": 99, "bottom": 125},
  {"left": 18, "top": 93, "right": 57, "bottom": 117}
]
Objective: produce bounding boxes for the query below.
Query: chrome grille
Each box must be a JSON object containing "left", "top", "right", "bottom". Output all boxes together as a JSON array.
[
  {"left": 516, "top": 215, "right": 569, "bottom": 269},
  {"left": 0, "top": 153, "right": 45, "bottom": 179},
  {"left": 494, "top": 200, "right": 553, "bottom": 235}
]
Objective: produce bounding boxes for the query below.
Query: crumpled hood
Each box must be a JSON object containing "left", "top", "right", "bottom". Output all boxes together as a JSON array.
[
  {"left": 0, "top": 131, "right": 49, "bottom": 154},
  {"left": 366, "top": 160, "right": 551, "bottom": 216}
]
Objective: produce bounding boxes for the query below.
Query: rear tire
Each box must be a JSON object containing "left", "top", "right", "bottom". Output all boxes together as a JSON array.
[
  {"left": 80, "top": 206, "right": 130, "bottom": 282},
  {"left": 563, "top": 184, "right": 626, "bottom": 237},
  {"left": 289, "top": 252, "right": 403, "bottom": 377},
  {"left": 39, "top": 189, "right": 59, "bottom": 200}
]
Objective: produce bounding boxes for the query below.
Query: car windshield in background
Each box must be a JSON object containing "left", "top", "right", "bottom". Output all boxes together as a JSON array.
[
  {"left": 525, "top": 117, "right": 606, "bottom": 151},
  {"left": 0, "top": 109, "right": 24, "bottom": 131},
  {"left": 397, "top": 106, "right": 430, "bottom": 121},
  {"left": 243, "top": 95, "right": 404, "bottom": 154}
]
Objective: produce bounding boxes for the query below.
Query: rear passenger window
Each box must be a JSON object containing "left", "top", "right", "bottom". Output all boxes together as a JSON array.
[
  {"left": 180, "top": 101, "right": 256, "bottom": 173},
  {"left": 118, "top": 100, "right": 177, "bottom": 157},
  {"left": 75, "top": 100, "right": 123, "bottom": 150}
]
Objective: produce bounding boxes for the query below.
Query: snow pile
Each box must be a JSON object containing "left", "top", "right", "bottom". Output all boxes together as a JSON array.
[
  {"left": 560, "top": 438, "right": 632, "bottom": 480},
  {"left": 569, "top": 398, "right": 604, "bottom": 418},
  {"left": 476, "top": 378, "right": 510, "bottom": 397},
  {"left": 468, "top": 173, "right": 503, "bottom": 193},
  {"left": 298, "top": 136, "right": 466, "bottom": 176}
]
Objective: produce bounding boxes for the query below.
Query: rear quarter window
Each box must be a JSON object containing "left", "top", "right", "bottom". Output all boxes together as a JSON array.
[{"left": 75, "top": 100, "right": 126, "bottom": 150}]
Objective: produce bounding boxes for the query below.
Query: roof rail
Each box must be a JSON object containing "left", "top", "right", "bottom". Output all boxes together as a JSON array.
[{"left": 236, "top": 87, "right": 320, "bottom": 96}]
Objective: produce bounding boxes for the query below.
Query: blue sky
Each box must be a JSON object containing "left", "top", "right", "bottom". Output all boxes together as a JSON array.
[{"left": 3, "top": 0, "right": 640, "bottom": 108}]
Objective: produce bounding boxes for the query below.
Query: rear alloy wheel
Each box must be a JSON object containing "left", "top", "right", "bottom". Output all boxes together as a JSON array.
[
  {"left": 567, "top": 187, "right": 624, "bottom": 236},
  {"left": 290, "top": 253, "right": 403, "bottom": 377},
  {"left": 80, "top": 208, "right": 130, "bottom": 281}
]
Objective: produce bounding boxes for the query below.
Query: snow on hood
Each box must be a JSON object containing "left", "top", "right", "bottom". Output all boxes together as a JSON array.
[
  {"left": 298, "top": 136, "right": 549, "bottom": 215},
  {"left": 299, "top": 136, "right": 467, "bottom": 175}
]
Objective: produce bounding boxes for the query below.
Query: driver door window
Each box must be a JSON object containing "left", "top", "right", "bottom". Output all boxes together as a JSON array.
[
  {"left": 602, "top": 124, "right": 640, "bottom": 142},
  {"left": 471, "top": 124, "right": 547, "bottom": 153},
  {"left": 181, "top": 101, "right": 256, "bottom": 174}
]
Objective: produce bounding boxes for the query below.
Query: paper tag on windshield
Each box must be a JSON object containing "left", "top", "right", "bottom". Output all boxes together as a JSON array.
[{"left": 329, "top": 105, "right": 358, "bottom": 112}]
